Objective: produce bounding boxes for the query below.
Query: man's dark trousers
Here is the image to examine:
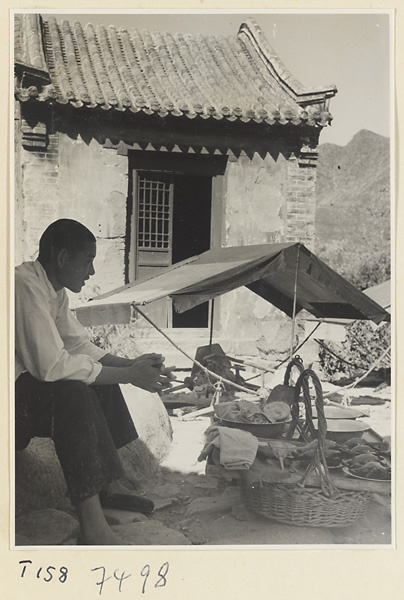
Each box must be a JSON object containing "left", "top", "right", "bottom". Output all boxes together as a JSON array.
[{"left": 15, "top": 372, "right": 138, "bottom": 504}]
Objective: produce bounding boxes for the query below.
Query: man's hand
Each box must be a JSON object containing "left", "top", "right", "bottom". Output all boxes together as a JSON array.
[
  {"left": 129, "top": 353, "right": 165, "bottom": 368},
  {"left": 94, "top": 352, "right": 176, "bottom": 390},
  {"left": 126, "top": 357, "right": 176, "bottom": 393}
]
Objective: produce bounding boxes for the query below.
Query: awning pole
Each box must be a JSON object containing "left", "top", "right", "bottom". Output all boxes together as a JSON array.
[
  {"left": 209, "top": 299, "right": 215, "bottom": 350},
  {"left": 290, "top": 244, "right": 301, "bottom": 361}
]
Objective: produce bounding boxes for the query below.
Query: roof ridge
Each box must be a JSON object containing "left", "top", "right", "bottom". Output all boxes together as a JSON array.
[
  {"left": 238, "top": 17, "right": 337, "bottom": 104},
  {"left": 16, "top": 14, "right": 336, "bottom": 127}
]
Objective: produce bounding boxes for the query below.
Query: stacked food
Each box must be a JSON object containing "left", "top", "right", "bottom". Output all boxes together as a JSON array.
[
  {"left": 292, "top": 439, "right": 343, "bottom": 467},
  {"left": 291, "top": 436, "right": 391, "bottom": 479},
  {"left": 214, "top": 399, "right": 291, "bottom": 424},
  {"left": 342, "top": 438, "right": 391, "bottom": 481}
]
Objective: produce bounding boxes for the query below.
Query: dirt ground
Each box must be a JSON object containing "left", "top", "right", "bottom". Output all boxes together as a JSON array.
[
  {"left": 139, "top": 384, "right": 392, "bottom": 546},
  {"left": 15, "top": 382, "right": 392, "bottom": 547}
]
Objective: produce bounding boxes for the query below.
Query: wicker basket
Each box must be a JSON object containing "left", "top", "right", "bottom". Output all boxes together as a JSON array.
[
  {"left": 242, "top": 366, "right": 372, "bottom": 527},
  {"left": 242, "top": 482, "right": 372, "bottom": 527}
]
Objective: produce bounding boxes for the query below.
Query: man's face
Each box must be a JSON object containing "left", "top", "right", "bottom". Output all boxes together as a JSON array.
[{"left": 58, "top": 242, "right": 96, "bottom": 293}]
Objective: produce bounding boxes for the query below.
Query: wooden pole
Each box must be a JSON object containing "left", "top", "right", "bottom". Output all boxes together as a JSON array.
[
  {"left": 289, "top": 244, "right": 301, "bottom": 361},
  {"left": 209, "top": 299, "right": 215, "bottom": 349}
]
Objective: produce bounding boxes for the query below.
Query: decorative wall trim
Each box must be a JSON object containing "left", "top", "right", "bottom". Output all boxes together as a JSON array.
[{"left": 21, "top": 118, "right": 48, "bottom": 150}]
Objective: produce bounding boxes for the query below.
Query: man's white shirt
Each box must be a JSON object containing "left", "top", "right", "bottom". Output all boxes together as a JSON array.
[{"left": 15, "top": 260, "right": 107, "bottom": 384}]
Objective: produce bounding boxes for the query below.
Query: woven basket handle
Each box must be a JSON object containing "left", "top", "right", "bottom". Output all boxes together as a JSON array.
[
  {"left": 283, "top": 355, "right": 305, "bottom": 386},
  {"left": 283, "top": 356, "right": 311, "bottom": 440},
  {"left": 294, "top": 369, "right": 337, "bottom": 497}
]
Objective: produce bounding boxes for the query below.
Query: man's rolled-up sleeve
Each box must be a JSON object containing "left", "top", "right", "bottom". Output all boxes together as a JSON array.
[
  {"left": 15, "top": 278, "right": 103, "bottom": 384},
  {"left": 56, "top": 293, "right": 108, "bottom": 362}
]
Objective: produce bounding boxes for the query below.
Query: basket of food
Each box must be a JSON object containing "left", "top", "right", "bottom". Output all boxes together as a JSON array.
[
  {"left": 241, "top": 367, "right": 373, "bottom": 527},
  {"left": 214, "top": 398, "right": 292, "bottom": 440}
]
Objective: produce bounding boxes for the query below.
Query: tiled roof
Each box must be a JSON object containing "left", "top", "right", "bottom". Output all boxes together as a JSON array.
[{"left": 14, "top": 14, "right": 337, "bottom": 126}]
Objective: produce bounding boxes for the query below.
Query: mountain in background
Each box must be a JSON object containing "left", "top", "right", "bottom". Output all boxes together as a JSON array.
[{"left": 315, "top": 129, "right": 390, "bottom": 288}]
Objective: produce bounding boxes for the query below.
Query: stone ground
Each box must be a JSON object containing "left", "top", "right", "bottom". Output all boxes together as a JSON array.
[{"left": 15, "top": 384, "right": 392, "bottom": 547}]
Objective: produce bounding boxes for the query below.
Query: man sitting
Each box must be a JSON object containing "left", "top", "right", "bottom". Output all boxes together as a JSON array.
[{"left": 15, "top": 218, "right": 174, "bottom": 545}]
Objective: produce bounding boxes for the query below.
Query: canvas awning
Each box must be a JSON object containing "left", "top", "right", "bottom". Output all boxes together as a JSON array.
[
  {"left": 364, "top": 280, "right": 391, "bottom": 314},
  {"left": 74, "top": 243, "right": 390, "bottom": 327}
]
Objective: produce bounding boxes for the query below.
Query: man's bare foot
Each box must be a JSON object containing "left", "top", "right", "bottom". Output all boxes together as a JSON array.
[{"left": 75, "top": 492, "right": 132, "bottom": 545}]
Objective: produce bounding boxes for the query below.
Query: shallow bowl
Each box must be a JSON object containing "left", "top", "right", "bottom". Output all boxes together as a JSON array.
[{"left": 313, "top": 419, "right": 370, "bottom": 444}]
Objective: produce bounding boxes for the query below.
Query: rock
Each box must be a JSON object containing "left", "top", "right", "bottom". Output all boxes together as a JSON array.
[
  {"left": 15, "top": 439, "right": 68, "bottom": 517},
  {"left": 118, "top": 439, "right": 160, "bottom": 489},
  {"left": 120, "top": 385, "right": 173, "bottom": 461},
  {"left": 15, "top": 386, "right": 173, "bottom": 517},
  {"left": 103, "top": 508, "right": 149, "bottom": 526},
  {"left": 112, "top": 521, "right": 192, "bottom": 545},
  {"left": 15, "top": 509, "right": 80, "bottom": 546},
  {"left": 186, "top": 486, "right": 241, "bottom": 517}
]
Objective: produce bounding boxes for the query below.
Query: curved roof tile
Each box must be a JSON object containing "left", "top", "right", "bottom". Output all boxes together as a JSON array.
[{"left": 14, "top": 14, "right": 337, "bottom": 126}]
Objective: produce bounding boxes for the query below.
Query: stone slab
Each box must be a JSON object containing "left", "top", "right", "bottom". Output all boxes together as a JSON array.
[
  {"left": 186, "top": 486, "right": 241, "bottom": 517},
  {"left": 15, "top": 509, "right": 80, "bottom": 546}
]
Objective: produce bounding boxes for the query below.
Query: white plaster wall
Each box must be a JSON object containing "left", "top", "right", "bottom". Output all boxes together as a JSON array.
[
  {"left": 57, "top": 134, "right": 129, "bottom": 294},
  {"left": 57, "top": 135, "right": 127, "bottom": 230},
  {"left": 224, "top": 153, "right": 287, "bottom": 246},
  {"left": 217, "top": 151, "right": 292, "bottom": 354}
]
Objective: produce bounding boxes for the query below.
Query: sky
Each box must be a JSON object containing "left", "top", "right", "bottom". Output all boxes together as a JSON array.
[{"left": 39, "top": 10, "right": 392, "bottom": 147}]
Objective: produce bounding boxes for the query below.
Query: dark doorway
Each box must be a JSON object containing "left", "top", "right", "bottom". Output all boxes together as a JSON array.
[
  {"left": 130, "top": 165, "right": 213, "bottom": 328},
  {"left": 171, "top": 175, "right": 212, "bottom": 327}
]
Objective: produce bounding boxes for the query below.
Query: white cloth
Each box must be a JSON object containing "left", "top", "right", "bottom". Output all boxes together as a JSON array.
[
  {"left": 15, "top": 260, "right": 107, "bottom": 384},
  {"left": 200, "top": 426, "right": 259, "bottom": 470}
]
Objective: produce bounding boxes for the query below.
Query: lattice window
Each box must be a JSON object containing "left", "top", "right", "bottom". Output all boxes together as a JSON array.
[{"left": 137, "top": 176, "right": 171, "bottom": 250}]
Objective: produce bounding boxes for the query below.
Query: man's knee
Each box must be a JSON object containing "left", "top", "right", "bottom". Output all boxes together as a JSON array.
[{"left": 52, "top": 380, "right": 99, "bottom": 415}]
